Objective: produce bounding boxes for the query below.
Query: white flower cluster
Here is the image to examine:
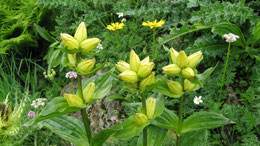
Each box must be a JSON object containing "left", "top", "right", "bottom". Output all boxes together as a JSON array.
[
  {"left": 65, "top": 71, "right": 77, "bottom": 79},
  {"left": 223, "top": 33, "right": 239, "bottom": 43},
  {"left": 31, "top": 98, "right": 47, "bottom": 108}
]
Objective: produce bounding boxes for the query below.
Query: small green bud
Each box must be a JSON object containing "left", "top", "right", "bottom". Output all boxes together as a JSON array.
[
  {"left": 139, "top": 72, "right": 155, "bottom": 91},
  {"left": 181, "top": 67, "right": 195, "bottom": 79},
  {"left": 184, "top": 79, "right": 196, "bottom": 92},
  {"left": 167, "top": 80, "right": 183, "bottom": 94},
  {"left": 146, "top": 97, "right": 156, "bottom": 119},
  {"left": 74, "top": 22, "right": 87, "bottom": 43},
  {"left": 83, "top": 82, "right": 95, "bottom": 103},
  {"left": 116, "top": 60, "right": 130, "bottom": 73},
  {"left": 64, "top": 94, "right": 83, "bottom": 106},
  {"left": 176, "top": 50, "right": 188, "bottom": 68},
  {"left": 170, "top": 48, "right": 179, "bottom": 64},
  {"left": 60, "top": 33, "right": 79, "bottom": 50},
  {"left": 80, "top": 38, "right": 101, "bottom": 54},
  {"left": 130, "top": 50, "right": 141, "bottom": 72},
  {"left": 77, "top": 58, "right": 96, "bottom": 74},
  {"left": 187, "top": 51, "right": 202, "bottom": 68},
  {"left": 162, "top": 64, "right": 181, "bottom": 76},
  {"left": 134, "top": 113, "right": 148, "bottom": 126},
  {"left": 119, "top": 70, "right": 138, "bottom": 83}
]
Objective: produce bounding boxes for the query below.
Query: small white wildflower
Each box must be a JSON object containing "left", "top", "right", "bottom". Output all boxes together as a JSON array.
[
  {"left": 65, "top": 71, "right": 77, "bottom": 79},
  {"left": 117, "top": 12, "right": 123, "bottom": 18},
  {"left": 96, "top": 43, "right": 103, "bottom": 50},
  {"left": 121, "top": 18, "right": 126, "bottom": 22},
  {"left": 31, "top": 98, "right": 47, "bottom": 109},
  {"left": 193, "top": 96, "right": 203, "bottom": 105},
  {"left": 223, "top": 33, "right": 239, "bottom": 43}
]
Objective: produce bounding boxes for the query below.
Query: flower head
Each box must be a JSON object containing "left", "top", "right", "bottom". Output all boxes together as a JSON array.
[
  {"left": 121, "top": 18, "right": 126, "bottom": 22},
  {"left": 142, "top": 20, "right": 165, "bottom": 29},
  {"left": 27, "top": 111, "right": 35, "bottom": 118},
  {"left": 117, "top": 12, "right": 123, "bottom": 18},
  {"left": 96, "top": 43, "right": 103, "bottom": 49},
  {"left": 111, "top": 116, "right": 118, "bottom": 124},
  {"left": 106, "top": 22, "right": 125, "bottom": 31},
  {"left": 31, "top": 98, "right": 47, "bottom": 109},
  {"left": 66, "top": 71, "right": 77, "bottom": 79},
  {"left": 223, "top": 33, "right": 239, "bottom": 43},
  {"left": 43, "top": 69, "right": 56, "bottom": 80},
  {"left": 193, "top": 96, "right": 203, "bottom": 105}
]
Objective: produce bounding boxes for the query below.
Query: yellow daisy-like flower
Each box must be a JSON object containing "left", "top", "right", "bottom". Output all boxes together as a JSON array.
[
  {"left": 106, "top": 22, "right": 125, "bottom": 31},
  {"left": 142, "top": 20, "right": 165, "bottom": 29}
]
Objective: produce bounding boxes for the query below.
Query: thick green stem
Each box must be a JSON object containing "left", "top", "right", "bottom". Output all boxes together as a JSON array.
[
  {"left": 218, "top": 42, "right": 231, "bottom": 103},
  {"left": 152, "top": 28, "right": 156, "bottom": 59},
  {"left": 141, "top": 93, "right": 147, "bottom": 146},
  {"left": 176, "top": 96, "right": 184, "bottom": 146},
  {"left": 70, "top": 78, "right": 73, "bottom": 93},
  {"left": 77, "top": 75, "right": 92, "bottom": 142}
]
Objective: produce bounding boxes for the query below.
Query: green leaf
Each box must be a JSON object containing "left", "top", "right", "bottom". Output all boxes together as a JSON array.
[
  {"left": 181, "top": 130, "right": 209, "bottom": 146},
  {"left": 212, "top": 22, "right": 247, "bottom": 48},
  {"left": 252, "top": 22, "right": 260, "bottom": 47},
  {"left": 82, "top": 71, "right": 114, "bottom": 104},
  {"left": 197, "top": 62, "right": 218, "bottom": 83},
  {"left": 158, "top": 22, "right": 214, "bottom": 46},
  {"left": 181, "top": 112, "right": 234, "bottom": 135},
  {"left": 34, "top": 23, "right": 56, "bottom": 43},
  {"left": 137, "top": 125, "right": 168, "bottom": 146},
  {"left": 29, "top": 97, "right": 86, "bottom": 124},
  {"left": 151, "top": 109, "right": 179, "bottom": 133},
  {"left": 38, "top": 115, "right": 89, "bottom": 146},
  {"left": 91, "top": 123, "right": 122, "bottom": 146},
  {"left": 113, "top": 116, "right": 149, "bottom": 139}
]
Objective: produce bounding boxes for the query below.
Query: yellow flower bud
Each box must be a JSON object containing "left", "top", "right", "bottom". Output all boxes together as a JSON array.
[
  {"left": 139, "top": 72, "right": 155, "bottom": 91},
  {"left": 141, "top": 56, "right": 150, "bottom": 65},
  {"left": 170, "top": 48, "right": 179, "bottom": 64},
  {"left": 83, "top": 82, "right": 95, "bottom": 103},
  {"left": 176, "top": 50, "right": 188, "bottom": 68},
  {"left": 137, "top": 62, "right": 154, "bottom": 78},
  {"left": 130, "top": 50, "right": 141, "bottom": 72},
  {"left": 116, "top": 60, "right": 130, "bottom": 73},
  {"left": 187, "top": 51, "right": 202, "bottom": 68},
  {"left": 134, "top": 113, "right": 148, "bottom": 126},
  {"left": 74, "top": 22, "right": 87, "bottom": 43},
  {"left": 68, "top": 53, "right": 76, "bottom": 66},
  {"left": 167, "top": 80, "right": 183, "bottom": 94},
  {"left": 64, "top": 94, "right": 83, "bottom": 106},
  {"left": 119, "top": 70, "right": 138, "bottom": 83},
  {"left": 77, "top": 58, "right": 96, "bottom": 74},
  {"left": 80, "top": 38, "right": 101, "bottom": 54},
  {"left": 146, "top": 97, "right": 156, "bottom": 119},
  {"left": 162, "top": 64, "right": 181, "bottom": 76},
  {"left": 60, "top": 33, "right": 79, "bottom": 50},
  {"left": 184, "top": 79, "right": 196, "bottom": 92},
  {"left": 182, "top": 67, "right": 195, "bottom": 79}
]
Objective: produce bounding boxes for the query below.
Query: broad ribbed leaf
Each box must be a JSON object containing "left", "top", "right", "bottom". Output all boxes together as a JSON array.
[
  {"left": 38, "top": 115, "right": 89, "bottom": 146},
  {"left": 158, "top": 22, "right": 214, "bottom": 46},
  {"left": 34, "top": 23, "right": 56, "bottom": 43},
  {"left": 212, "top": 22, "right": 246, "bottom": 48},
  {"left": 181, "top": 130, "right": 209, "bottom": 146},
  {"left": 181, "top": 112, "right": 234, "bottom": 134},
  {"left": 113, "top": 116, "right": 149, "bottom": 139},
  {"left": 137, "top": 125, "right": 168, "bottom": 146},
  {"left": 151, "top": 109, "right": 179, "bottom": 133},
  {"left": 91, "top": 123, "right": 122, "bottom": 146},
  {"left": 31, "top": 97, "right": 86, "bottom": 124}
]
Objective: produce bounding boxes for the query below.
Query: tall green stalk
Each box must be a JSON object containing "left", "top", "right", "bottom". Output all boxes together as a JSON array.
[
  {"left": 135, "top": 0, "right": 139, "bottom": 32},
  {"left": 152, "top": 28, "right": 156, "bottom": 59},
  {"left": 141, "top": 93, "right": 147, "bottom": 146},
  {"left": 176, "top": 95, "right": 184, "bottom": 146},
  {"left": 76, "top": 55, "right": 92, "bottom": 142},
  {"left": 218, "top": 42, "right": 231, "bottom": 103}
]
